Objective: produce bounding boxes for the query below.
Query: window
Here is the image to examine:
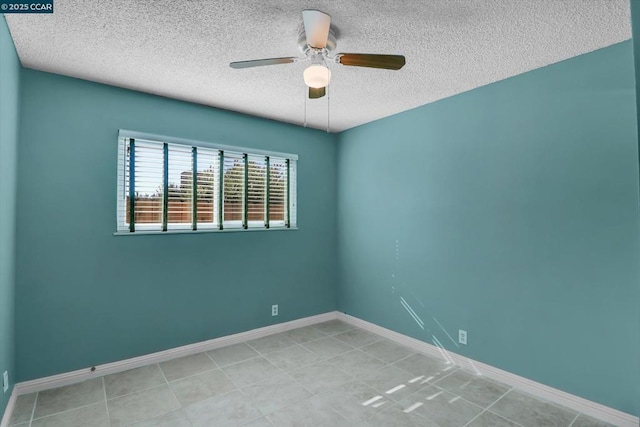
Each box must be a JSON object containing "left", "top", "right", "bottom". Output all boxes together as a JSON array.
[{"left": 116, "top": 130, "right": 297, "bottom": 233}]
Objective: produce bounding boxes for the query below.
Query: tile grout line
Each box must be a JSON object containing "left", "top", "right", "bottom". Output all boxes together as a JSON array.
[
  {"left": 258, "top": 346, "right": 301, "bottom": 375},
  {"left": 260, "top": 341, "right": 342, "bottom": 375},
  {"left": 325, "top": 348, "right": 401, "bottom": 381},
  {"left": 354, "top": 350, "right": 430, "bottom": 405},
  {"left": 300, "top": 337, "right": 356, "bottom": 357},
  {"left": 461, "top": 387, "right": 518, "bottom": 427},
  {"left": 214, "top": 353, "right": 266, "bottom": 369},
  {"left": 567, "top": 412, "right": 580, "bottom": 426},
  {"left": 390, "top": 379, "right": 482, "bottom": 424},
  {"left": 162, "top": 366, "right": 220, "bottom": 384},
  {"left": 479, "top": 388, "right": 515, "bottom": 416},
  {"left": 251, "top": 363, "right": 350, "bottom": 427},
  {"left": 243, "top": 340, "right": 264, "bottom": 355},
  {"left": 460, "top": 407, "right": 488, "bottom": 427},
  {"left": 202, "top": 350, "right": 220, "bottom": 368},
  {"left": 101, "top": 377, "right": 111, "bottom": 426},
  {"left": 155, "top": 363, "right": 182, "bottom": 412},
  {"left": 243, "top": 342, "right": 315, "bottom": 394},
  {"left": 263, "top": 414, "right": 276, "bottom": 427},
  {"left": 412, "top": 354, "right": 537, "bottom": 424},
  {"left": 299, "top": 336, "right": 456, "bottom": 410},
  {"left": 204, "top": 344, "right": 281, "bottom": 426},
  {"left": 110, "top": 384, "right": 171, "bottom": 403},
  {"left": 224, "top": 359, "right": 279, "bottom": 391},
  {"left": 308, "top": 322, "right": 356, "bottom": 336},
  {"left": 263, "top": 345, "right": 339, "bottom": 395},
  {"left": 503, "top": 388, "right": 584, "bottom": 424},
  {"left": 156, "top": 363, "right": 171, "bottom": 388},
  {"left": 102, "top": 363, "right": 182, "bottom": 425},
  {"left": 232, "top": 329, "right": 358, "bottom": 418},
  {"left": 104, "top": 380, "right": 176, "bottom": 403},
  {"left": 359, "top": 346, "right": 418, "bottom": 366},
  {"left": 27, "top": 391, "right": 38, "bottom": 427},
  {"left": 284, "top": 326, "right": 331, "bottom": 344},
  {"left": 387, "top": 350, "right": 438, "bottom": 371},
  {"left": 207, "top": 344, "right": 286, "bottom": 392},
  {"left": 246, "top": 337, "right": 299, "bottom": 357},
  {"left": 262, "top": 343, "right": 370, "bottom": 427},
  {"left": 205, "top": 348, "right": 253, "bottom": 401},
  {"left": 279, "top": 368, "right": 316, "bottom": 397},
  {"left": 366, "top": 399, "right": 401, "bottom": 421},
  {"left": 366, "top": 353, "right": 461, "bottom": 399},
  {"left": 29, "top": 400, "right": 106, "bottom": 423},
  {"left": 536, "top": 392, "right": 586, "bottom": 417},
  {"left": 426, "top": 363, "right": 460, "bottom": 385}
]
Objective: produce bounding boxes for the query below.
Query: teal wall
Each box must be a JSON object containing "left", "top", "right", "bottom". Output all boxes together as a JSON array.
[
  {"left": 632, "top": 0, "right": 640, "bottom": 164},
  {"left": 15, "top": 69, "right": 338, "bottom": 381},
  {"left": 337, "top": 41, "right": 640, "bottom": 416},
  {"left": 0, "top": 16, "right": 20, "bottom": 418}
]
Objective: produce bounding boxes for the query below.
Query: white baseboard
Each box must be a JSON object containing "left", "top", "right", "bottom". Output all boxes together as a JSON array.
[
  {"left": 1, "top": 388, "right": 18, "bottom": 427},
  {"left": 5, "top": 310, "right": 637, "bottom": 427},
  {"left": 12, "top": 311, "right": 337, "bottom": 397},
  {"left": 336, "top": 312, "right": 639, "bottom": 427}
]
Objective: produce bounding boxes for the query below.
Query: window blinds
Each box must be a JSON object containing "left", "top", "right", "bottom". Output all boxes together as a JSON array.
[{"left": 117, "top": 132, "right": 297, "bottom": 233}]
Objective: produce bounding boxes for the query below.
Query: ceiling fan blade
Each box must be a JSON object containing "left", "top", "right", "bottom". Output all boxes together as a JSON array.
[
  {"left": 230, "top": 57, "right": 297, "bottom": 69},
  {"left": 309, "top": 86, "right": 326, "bottom": 99},
  {"left": 303, "top": 10, "right": 331, "bottom": 49},
  {"left": 337, "top": 54, "right": 406, "bottom": 70}
]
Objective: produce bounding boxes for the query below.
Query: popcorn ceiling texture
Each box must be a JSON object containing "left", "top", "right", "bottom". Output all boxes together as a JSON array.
[{"left": 5, "top": 0, "right": 631, "bottom": 132}]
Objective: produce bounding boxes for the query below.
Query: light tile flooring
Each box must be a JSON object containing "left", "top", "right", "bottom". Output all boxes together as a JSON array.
[{"left": 8, "top": 320, "right": 616, "bottom": 427}]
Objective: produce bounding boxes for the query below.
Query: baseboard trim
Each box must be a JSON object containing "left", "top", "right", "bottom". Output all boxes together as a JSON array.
[
  {"left": 1, "top": 388, "right": 18, "bottom": 427},
  {"left": 12, "top": 311, "right": 337, "bottom": 397},
  {"left": 336, "top": 312, "right": 639, "bottom": 427}
]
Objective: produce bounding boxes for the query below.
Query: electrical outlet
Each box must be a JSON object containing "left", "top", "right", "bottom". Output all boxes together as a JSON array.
[
  {"left": 458, "top": 330, "right": 468, "bottom": 345},
  {"left": 272, "top": 304, "right": 278, "bottom": 316},
  {"left": 3, "top": 371, "right": 8, "bottom": 393}
]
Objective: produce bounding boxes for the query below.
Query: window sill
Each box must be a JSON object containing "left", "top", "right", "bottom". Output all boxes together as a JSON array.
[{"left": 113, "top": 227, "right": 298, "bottom": 236}]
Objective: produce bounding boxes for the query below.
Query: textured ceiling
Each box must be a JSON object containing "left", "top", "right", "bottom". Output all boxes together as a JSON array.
[{"left": 5, "top": 0, "right": 632, "bottom": 132}]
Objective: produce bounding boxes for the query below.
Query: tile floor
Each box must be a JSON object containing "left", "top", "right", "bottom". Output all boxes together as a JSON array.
[{"left": 8, "top": 320, "right": 616, "bottom": 427}]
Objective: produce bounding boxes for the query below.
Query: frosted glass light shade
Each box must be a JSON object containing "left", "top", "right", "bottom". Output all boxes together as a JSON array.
[{"left": 303, "top": 65, "right": 331, "bottom": 88}]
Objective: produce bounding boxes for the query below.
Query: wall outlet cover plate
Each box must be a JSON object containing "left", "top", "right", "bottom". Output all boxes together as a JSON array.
[{"left": 458, "top": 330, "right": 468, "bottom": 345}]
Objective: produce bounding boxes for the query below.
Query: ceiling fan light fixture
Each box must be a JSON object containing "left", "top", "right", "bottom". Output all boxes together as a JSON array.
[{"left": 303, "top": 64, "right": 331, "bottom": 88}]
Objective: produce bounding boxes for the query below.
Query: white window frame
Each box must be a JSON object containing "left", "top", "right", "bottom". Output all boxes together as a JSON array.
[{"left": 116, "top": 130, "right": 298, "bottom": 235}]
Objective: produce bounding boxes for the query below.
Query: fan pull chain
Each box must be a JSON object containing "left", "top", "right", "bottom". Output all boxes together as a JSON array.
[
  {"left": 326, "top": 81, "right": 330, "bottom": 133},
  {"left": 323, "top": 59, "right": 330, "bottom": 133},
  {"left": 303, "top": 87, "right": 308, "bottom": 128}
]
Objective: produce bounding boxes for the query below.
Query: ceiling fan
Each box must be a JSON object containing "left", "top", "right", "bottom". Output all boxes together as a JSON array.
[{"left": 229, "top": 10, "right": 406, "bottom": 99}]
